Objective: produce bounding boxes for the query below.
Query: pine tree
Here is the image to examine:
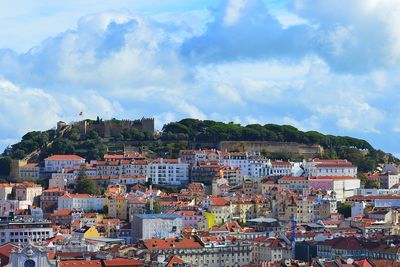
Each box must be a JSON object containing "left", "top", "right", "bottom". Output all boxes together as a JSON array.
[{"left": 75, "top": 165, "right": 99, "bottom": 195}]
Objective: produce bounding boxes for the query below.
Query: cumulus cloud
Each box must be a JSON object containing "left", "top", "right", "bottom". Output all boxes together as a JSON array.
[{"left": 181, "top": 0, "right": 400, "bottom": 73}]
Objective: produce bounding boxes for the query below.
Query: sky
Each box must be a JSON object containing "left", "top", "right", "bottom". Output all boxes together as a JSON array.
[{"left": 0, "top": 0, "right": 400, "bottom": 154}]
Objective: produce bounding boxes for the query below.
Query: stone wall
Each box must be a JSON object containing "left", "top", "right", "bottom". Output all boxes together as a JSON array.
[{"left": 219, "top": 141, "right": 323, "bottom": 158}]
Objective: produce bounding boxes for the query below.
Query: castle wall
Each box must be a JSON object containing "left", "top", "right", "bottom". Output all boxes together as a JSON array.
[
  {"left": 71, "top": 118, "right": 154, "bottom": 138},
  {"left": 219, "top": 141, "right": 323, "bottom": 158}
]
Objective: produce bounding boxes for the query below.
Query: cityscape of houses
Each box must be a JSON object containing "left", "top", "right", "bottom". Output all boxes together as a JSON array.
[{"left": 0, "top": 148, "right": 399, "bottom": 267}]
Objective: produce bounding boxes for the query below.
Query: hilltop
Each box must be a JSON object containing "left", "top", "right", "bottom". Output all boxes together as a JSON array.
[{"left": 0, "top": 118, "right": 398, "bottom": 179}]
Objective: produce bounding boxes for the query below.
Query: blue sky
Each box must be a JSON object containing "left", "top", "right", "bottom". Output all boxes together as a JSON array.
[{"left": 0, "top": 0, "right": 400, "bottom": 155}]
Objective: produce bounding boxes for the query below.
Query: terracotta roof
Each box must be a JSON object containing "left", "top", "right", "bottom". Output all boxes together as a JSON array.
[
  {"left": 279, "top": 176, "right": 307, "bottom": 181},
  {"left": 151, "top": 158, "right": 180, "bottom": 164},
  {"left": 52, "top": 209, "right": 73, "bottom": 216},
  {"left": 315, "top": 163, "right": 355, "bottom": 168},
  {"left": 20, "top": 163, "right": 39, "bottom": 168},
  {"left": 43, "top": 188, "right": 66, "bottom": 193},
  {"left": 321, "top": 236, "right": 366, "bottom": 250},
  {"left": 104, "top": 154, "right": 125, "bottom": 159},
  {"left": 46, "top": 155, "right": 85, "bottom": 160},
  {"left": 102, "top": 258, "right": 143, "bottom": 267},
  {"left": 166, "top": 256, "right": 185, "bottom": 267},
  {"left": 59, "top": 260, "right": 102, "bottom": 267},
  {"left": 311, "top": 176, "right": 357, "bottom": 180},
  {"left": 209, "top": 197, "right": 230, "bottom": 206},
  {"left": 144, "top": 237, "right": 202, "bottom": 249},
  {"left": 0, "top": 243, "right": 20, "bottom": 266},
  {"left": 59, "top": 193, "right": 101, "bottom": 199}
]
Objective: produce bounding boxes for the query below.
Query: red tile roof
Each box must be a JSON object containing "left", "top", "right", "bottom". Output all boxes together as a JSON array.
[
  {"left": 59, "top": 260, "right": 102, "bottom": 267},
  {"left": 144, "top": 237, "right": 202, "bottom": 250},
  {"left": 166, "top": 256, "right": 185, "bottom": 267},
  {"left": 0, "top": 243, "right": 19, "bottom": 266},
  {"left": 46, "top": 155, "right": 85, "bottom": 160},
  {"left": 102, "top": 258, "right": 143, "bottom": 267}
]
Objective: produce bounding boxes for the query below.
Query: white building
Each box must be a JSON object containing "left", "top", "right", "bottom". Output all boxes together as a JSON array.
[
  {"left": 351, "top": 201, "right": 368, "bottom": 217},
  {"left": 379, "top": 173, "right": 400, "bottom": 189},
  {"left": 278, "top": 176, "right": 309, "bottom": 192},
  {"left": 109, "top": 175, "right": 147, "bottom": 185},
  {"left": 147, "top": 158, "right": 189, "bottom": 185},
  {"left": 303, "top": 159, "right": 357, "bottom": 178},
  {"left": 58, "top": 193, "right": 105, "bottom": 211},
  {"left": 221, "top": 152, "right": 250, "bottom": 176},
  {"left": 18, "top": 163, "right": 40, "bottom": 180},
  {"left": 49, "top": 170, "right": 75, "bottom": 189},
  {"left": 132, "top": 214, "right": 183, "bottom": 242},
  {"left": 44, "top": 155, "right": 85, "bottom": 172},
  {"left": 0, "top": 184, "right": 13, "bottom": 200},
  {"left": 0, "top": 218, "right": 53, "bottom": 245},
  {"left": 128, "top": 160, "right": 148, "bottom": 176},
  {"left": 308, "top": 176, "right": 360, "bottom": 202}
]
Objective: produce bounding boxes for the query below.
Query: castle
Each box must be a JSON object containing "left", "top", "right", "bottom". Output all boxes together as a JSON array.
[{"left": 57, "top": 117, "right": 154, "bottom": 138}]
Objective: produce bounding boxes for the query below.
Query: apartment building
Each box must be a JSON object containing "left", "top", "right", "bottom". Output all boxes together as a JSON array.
[
  {"left": 0, "top": 218, "right": 53, "bottom": 245},
  {"left": 147, "top": 158, "right": 189, "bottom": 185},
  {"left": 58, "top": 193, "right": 105, "bottom": 211},
  {"left": 44, "top": 155, "right": 85, "bottom": 172}
]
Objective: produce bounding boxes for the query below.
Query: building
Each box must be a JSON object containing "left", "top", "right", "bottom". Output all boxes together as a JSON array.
[
  {"left": 379, "top": 173, "right": 400, "bottom": 189},
  {"left": 303, "top": 159, "right": 357, "bottom": 178},
  {"left": 147, "top": 158, "right": 189, "bottom": 185},
  {"left": 58, "top": 194, "right": 105, "bottom": 211},
  {"left": 48, "top": 170, "right": 75, "bottom": 189},
  {"left": 40, "top": 188, "right": 66, "bottom": 213},
  {"left": 0, "top": 218, "right": 53, "bottom": 245},
  {"left": 141, "top": 235, "right": 252, "bottom": 267},
  {"left": 132, "top": 214, "right": 183, "bottom": 242},
  {"left": 14, "top": 183, "right": 42, "bottom": 206},
  {"left": 221, "top": 152, "right": 250, "bottom": 176},
  {"left": 0, "top": 184, "right": 13, "bottom": 201},
  {"left": 18, "top": 163, "right": 40, "bottom": 180},
  {"left": 172, "top": 210, "right": 203, "bottom": 228},
  {"left": 278, "top": 176, "right": 309, "bottom": 192},
  {"left": 219, "top": 166, "right": 243, "bottom": 186},
  {"left": 308, "top": 176, "right": 360, "bottom": 202},
  {"left": 251, "top": 237, "right": 291, "bottom": 263},
  {"left": 72, "top": 225, "right": 100, "bottom": 239},
  {"left": 44, "top": 155, "right": 85, "bottom": 173},
  {"left": 317, "top": 236, "right": 369, "bottom": 260},
  {"left": 204, "top": 197, "right": 231, "bottom": 225},
  {"left": 191, "top": 163, "right": 220, "bottom": 185},
  {"left": 49, "top": 209, "right": 75, "bottom": 226}
]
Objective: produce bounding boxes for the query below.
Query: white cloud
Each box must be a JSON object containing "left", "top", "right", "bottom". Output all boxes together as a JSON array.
[{"left": 223, "top": 0, "right": 248, "bottom": 26}]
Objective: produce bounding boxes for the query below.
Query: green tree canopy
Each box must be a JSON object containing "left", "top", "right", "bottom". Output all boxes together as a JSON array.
[
  {"left": 75, "top": 166, "right": 100, "bottom": 195},
  {"left": 0, "top": 157, "right": 12, "bottom": 177}
]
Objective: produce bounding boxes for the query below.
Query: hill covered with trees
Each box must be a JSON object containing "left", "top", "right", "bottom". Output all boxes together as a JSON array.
[{"left": 1, "top": 118, "right": 397, "bottom": 179}]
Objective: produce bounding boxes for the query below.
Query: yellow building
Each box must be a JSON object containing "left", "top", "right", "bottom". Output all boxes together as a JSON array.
[
  {"left": 202, "top": 212, "right": 215, "bottom": 230},
  {"left": 207, "top": 197, "right": 232, "bottom": 225},
  {"left": 106, "top": 194, "right": 131, "bottom": 221},
  {"left": 73, "top": 225, "right": 100, "bottom": 238},
  {"left": 231, "top": 201, "right": 253, "bottom": 224}
]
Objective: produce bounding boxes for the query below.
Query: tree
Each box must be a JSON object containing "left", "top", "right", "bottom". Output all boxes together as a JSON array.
[
  {"left": 145, "top": 199, "right": 162, "bottom": 214},
  {"left": 75, "top": 166, "right": 100, "bottom": 195},
  {"left": 365, "top": 180, "right": 380, "bottom": 189},
  {"left": 0, "top": 157, "right": 12, "bottom": 177},
  {"left": 101, "top": 205, "right": 109, "bottom": 215},
  {"left": 337, "top": 203, "right": 352, "bottom": 218}
]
